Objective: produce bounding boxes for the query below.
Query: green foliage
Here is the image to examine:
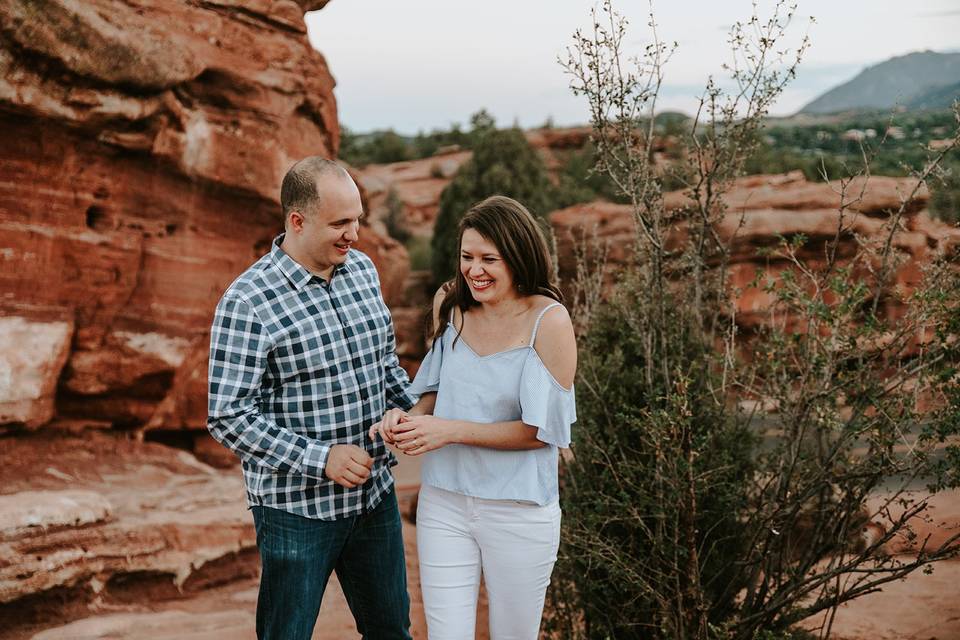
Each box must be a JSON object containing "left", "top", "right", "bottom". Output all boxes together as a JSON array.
[
  {"left": 338, "top": 110, "right": 499, "bottom": 167},
  {"left": 554, "top": 141, "right": 632, "bottom": 205},
  {"left": 412, "top": 124, "right": 472, "bottom": 160},
  {"left": 743, "top": 109, "right": 960, "bottom": 185},
  {"left": 740, "top": 109, "right": 960, "bottom": 224},
  {"left": 430, "top": 119, "right": 556, "bottom": 283},
  {"left": 930, "top": 157, "right": 960, "bottom": 223},
  {"left": 406, "top": 235, "right": 432, "bottom": 272},
  {"left": 743, "top": 139, "right": 847, "bottom": 181},
  {"left": 339, "top": 127, "right": 411, "bottom": 165},
  {"left": 551, "top": 2, "right": 960, "bottom": 639},
  {"left": 383, "top": 187, "right": 411, "bottom": 243},
  {"left": 552, "top": 277, "right": 756, "bottom": 638}
]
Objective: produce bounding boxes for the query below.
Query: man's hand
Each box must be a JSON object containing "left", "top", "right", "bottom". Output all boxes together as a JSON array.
[
  {"left": 368, "top": 408, "right": 410, "bottom": 445},
  {"left": 324, "top": 444, "right": 373, "bottom": 488}
]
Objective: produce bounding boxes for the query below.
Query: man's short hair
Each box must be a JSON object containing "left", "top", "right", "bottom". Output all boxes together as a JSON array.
[{"left": 280, "top": 157, "right": 349, "bottom": 217}]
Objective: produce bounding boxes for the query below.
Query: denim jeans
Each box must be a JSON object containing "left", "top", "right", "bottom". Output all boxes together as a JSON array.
[{"left": 251, "top": 487, "right": 412, "bottom": 640}]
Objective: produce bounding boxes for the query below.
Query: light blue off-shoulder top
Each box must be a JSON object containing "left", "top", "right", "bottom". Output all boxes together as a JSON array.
[{"left": 407, "top": 302, "right": 576, "bottom": 506}]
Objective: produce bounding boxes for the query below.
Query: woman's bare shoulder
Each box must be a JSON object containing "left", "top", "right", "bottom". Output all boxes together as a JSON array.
[{"left": 530, "top": 300, "right": 576, "bottom": 389}]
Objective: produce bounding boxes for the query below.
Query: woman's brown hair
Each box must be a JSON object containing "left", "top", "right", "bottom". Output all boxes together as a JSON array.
[{"left": 432, "top": 195, "right": 563, "bottom": 344}]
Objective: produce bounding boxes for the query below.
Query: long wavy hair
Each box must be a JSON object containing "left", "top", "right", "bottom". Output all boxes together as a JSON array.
[{"left": 432, "top": 195, "right": 563, "bottom": 344}]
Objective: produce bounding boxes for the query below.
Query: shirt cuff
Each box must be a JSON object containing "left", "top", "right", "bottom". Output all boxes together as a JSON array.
[{"left": 300, "top": 442, "right": 331, "bottom": 480}]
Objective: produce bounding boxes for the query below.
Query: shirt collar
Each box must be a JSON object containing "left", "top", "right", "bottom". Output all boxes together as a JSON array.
[{"left": 270, "top": 234, "right": 352, "bottom": 291}]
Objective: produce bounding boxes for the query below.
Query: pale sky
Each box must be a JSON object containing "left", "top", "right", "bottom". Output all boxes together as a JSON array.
[{"left": 305, "top": 0, "right": 960, "bottom": 134}]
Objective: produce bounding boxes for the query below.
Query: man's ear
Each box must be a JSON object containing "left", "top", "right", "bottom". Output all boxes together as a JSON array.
[{"left": 287, "top": 210, "right": 305, "bottom": 232}]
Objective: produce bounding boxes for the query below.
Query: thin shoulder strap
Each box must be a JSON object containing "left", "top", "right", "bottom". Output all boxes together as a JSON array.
[{"left": 529, "top": 302, "right": 563, "bottom": 345}]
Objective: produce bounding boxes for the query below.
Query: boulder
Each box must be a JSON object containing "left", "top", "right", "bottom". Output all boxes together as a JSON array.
[{"left": 0, "top": 312, "right": 73, "bottom": 428}]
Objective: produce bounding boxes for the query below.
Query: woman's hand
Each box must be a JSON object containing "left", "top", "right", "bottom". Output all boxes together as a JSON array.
[
  {"left": 368, "top": 408, "right": 410, "bottom": 445},
  {"left": 393, "top": 415, "right": 457, "bottom": 456}
]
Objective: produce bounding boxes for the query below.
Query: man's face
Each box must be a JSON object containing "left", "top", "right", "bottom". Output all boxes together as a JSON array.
[{"left": 293, "top": 173, "right": 363, "bottom": 277}]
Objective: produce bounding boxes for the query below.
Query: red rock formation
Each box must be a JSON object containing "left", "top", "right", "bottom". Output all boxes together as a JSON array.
[
  {"left": 353, "top": 149, "right": 472, "bottom": 239},
  {"left": 550, "top": 173, "right": 960, "bottom": 329},
  {"left": 0, "top": 0, "right": 408, "bottom": 433},
  {"left": 0, "top": 430, "right": 257, "bottom": 626}
]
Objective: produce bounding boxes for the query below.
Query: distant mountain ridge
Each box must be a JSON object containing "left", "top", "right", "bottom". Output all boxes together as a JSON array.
[
  {"left": 800, "top": 50, "right": 960, "bottom": 114},
  {"left": 907, "top": 80, "right": 960, "bottom": 110}
]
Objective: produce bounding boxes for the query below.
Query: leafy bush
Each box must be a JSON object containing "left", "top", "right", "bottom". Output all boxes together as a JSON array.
[
  {"left": 406, "top": 235, "right": 432, "bottom": 272},
  {"left": 930, "top": 156, "right": 960, "bottom": 223},
  {"left": 383, "top": 187, "right": 411, "bottom": 243},
  {"left": 548, "top": 3, "right": 960, "bottom": 639},
  {"left": 339, "top": 127, "right": 411, "bottom": 166},
  {"left": 339, "top": 110, "right": 501, "bottom": 167},
  {"left": 554, "top": 141, "right": 631, "bottom": 205}
]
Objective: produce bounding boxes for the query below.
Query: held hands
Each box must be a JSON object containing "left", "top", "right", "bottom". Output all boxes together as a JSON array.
[
  {"left": 324, "top": 444, "right": 373, "bottom": 488},
  {"left": 392, "top": 415, "right": 455, "bottom": 456},
  {"left": 367, "top": 408, "right": 410, "bottom": 445}
]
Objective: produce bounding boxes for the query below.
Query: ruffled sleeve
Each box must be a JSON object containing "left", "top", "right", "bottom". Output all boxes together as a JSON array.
[
  {"left": 519, "top": 349, "right": 576, "bottom": 448},
  {"left": 408, "top": 334, "right": 444, "bottom": 397}
]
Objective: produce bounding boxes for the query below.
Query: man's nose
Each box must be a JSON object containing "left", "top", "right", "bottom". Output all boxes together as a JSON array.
[{"left": 344, "top": 223, "right": 359, "bottom": 242}]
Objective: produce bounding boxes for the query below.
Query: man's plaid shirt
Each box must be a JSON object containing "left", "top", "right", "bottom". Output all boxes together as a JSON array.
[{"left": 207, "top": 236, "right": 415, "bottom": 520}]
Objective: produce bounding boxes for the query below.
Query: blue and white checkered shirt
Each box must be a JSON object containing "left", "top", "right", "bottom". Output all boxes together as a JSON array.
[{"left": 207, "top": 235, "right": 415, "bottom": 520}]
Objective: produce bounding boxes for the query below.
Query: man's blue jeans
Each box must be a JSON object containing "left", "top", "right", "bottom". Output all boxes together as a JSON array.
[{"left": 251, "top": 487, "right": 412, "bottom": 640}]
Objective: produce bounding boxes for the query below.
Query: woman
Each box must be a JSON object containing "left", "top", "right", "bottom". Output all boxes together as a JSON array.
[{"left": 369, "top": 195, "right": 577, "bottom": 639}]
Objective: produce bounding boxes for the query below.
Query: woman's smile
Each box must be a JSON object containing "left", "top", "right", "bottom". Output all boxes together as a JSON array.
[{"left": 470, "top": 277, "right": 493, "bottom": 290}]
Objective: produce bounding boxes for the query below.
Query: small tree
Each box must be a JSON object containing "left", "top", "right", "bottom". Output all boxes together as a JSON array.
[
  {"left": 430, "top": 114, "right": 555, "bottom": 284},
  {"left": 548, "top": 2, "right": 960, "bottom": 639},
  {"left": 383, "top": 187, "right": 411, "bottom": 243}
]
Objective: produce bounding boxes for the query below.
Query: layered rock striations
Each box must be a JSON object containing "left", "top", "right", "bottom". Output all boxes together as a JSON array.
[
  {"left": 0, "top": 0, "right": 407, "bottom": 433},
  {"left": 0, "top": 0, "right": 418, "bottom": 626}
]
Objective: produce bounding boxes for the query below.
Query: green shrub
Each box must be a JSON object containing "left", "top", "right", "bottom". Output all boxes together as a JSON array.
[
  {"left": 406, "top": 235, "right": 432, "bottom": 272},
  {"left": 383, "top": 187, "right": 411, "bottom": 243},
  {"left": 338, "top": 127, "right": 411, "bottom": 166},
  {"left": 549, "top": 3, "right": 960, "bottom": 639},
  {"left": 930, "top": 157, "right": 960, "bottom": 223},
  {"left": 552, "top": 277, "right": 756, "bottom": 638},
  {"left": 555, "top": 141, "right": 631, "bottom": 205}
]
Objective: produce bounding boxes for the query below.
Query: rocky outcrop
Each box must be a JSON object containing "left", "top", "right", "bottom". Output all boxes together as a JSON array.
[
  {"left": 0, "top": 0, "right": 407, "bottom": 434},
  {"left": 353, "top": 150, "right": 472, "bottom": 239},
  {"left": 1, "top": 0, "right": 339, "bottom": 198},
  {"left": 0, "top": 431, "right": 255, "bottom": 615},
  {"left": 550, "top": 173, "right": 959, "bottom": 328},
  {"left": 0, "top": 428, "right": 434, "bottom": 639}
]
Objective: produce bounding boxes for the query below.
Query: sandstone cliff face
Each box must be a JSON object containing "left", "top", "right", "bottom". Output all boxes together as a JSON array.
[
  {"left": 0, "top": 0, "right": 407, "bottom": 433},
  {"left": 0, "top": 0, "right": 419, "bottom": 626}
]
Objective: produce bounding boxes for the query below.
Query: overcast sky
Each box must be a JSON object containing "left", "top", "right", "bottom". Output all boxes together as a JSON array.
[{"left": 305, "top": 0, "right": 960, "bottom": 135}]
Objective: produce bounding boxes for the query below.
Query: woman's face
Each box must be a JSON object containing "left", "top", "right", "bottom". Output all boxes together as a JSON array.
[{"left": 459, "top": 228, "right": 516, "bottom": 304}]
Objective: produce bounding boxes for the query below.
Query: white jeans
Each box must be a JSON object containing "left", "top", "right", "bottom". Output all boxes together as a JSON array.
[{"left": 416, "top": 484, "right": 562, "bottom": 640}]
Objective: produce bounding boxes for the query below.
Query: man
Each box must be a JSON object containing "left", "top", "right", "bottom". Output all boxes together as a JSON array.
[{"left": 207, "top": 157, "right": 414, "bottom": 640}]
